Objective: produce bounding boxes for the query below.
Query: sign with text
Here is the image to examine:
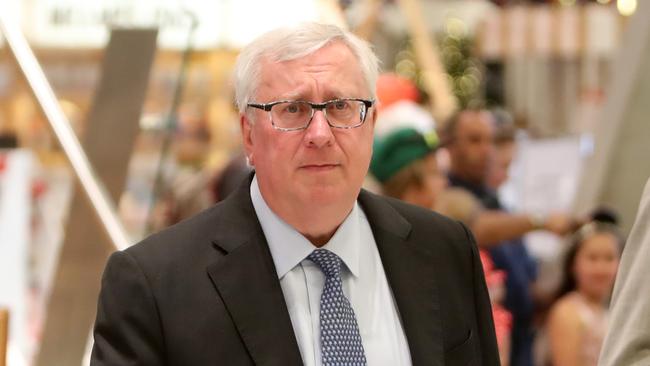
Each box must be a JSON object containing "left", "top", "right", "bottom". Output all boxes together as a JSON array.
[{"left": 22, "top": 0, "right": 326, "bottom": 49}]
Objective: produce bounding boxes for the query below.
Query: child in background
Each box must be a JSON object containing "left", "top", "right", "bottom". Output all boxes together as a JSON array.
[{"left": 546, "top": 218, "right": 623, "bottom": 366}]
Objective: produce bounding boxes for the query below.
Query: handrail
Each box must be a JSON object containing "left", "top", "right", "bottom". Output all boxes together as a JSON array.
[{"left": 0, "top": 11, "right": 131, "bottom": 250}]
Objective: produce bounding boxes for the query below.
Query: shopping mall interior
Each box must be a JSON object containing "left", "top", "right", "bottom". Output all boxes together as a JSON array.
[{"left": 1, "top": 0, "right": 649, "bottom": 365}]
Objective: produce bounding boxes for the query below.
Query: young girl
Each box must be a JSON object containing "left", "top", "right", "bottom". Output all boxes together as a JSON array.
[{"left": 547, "top": 221, "right": 623, "bottom": 366}]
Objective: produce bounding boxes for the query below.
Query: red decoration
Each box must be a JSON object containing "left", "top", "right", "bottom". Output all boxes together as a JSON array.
[{"left": 375, "top": 73, "right": 420, "bottom": 111}]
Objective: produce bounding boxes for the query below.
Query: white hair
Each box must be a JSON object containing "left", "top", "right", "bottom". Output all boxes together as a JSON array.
[{"left": 233, "top": 22, "right": 380, "bottom": 113}]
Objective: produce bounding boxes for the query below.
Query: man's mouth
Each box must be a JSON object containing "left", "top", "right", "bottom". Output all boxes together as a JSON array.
[{"left": 300, "top": 163, "right": 339, "bottom": 171}]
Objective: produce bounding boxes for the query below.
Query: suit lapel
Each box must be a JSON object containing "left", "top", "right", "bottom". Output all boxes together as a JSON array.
[
  {"left": 206, "top": 176, "right": 303, "bottom": 366},
  {"left": 358, "top": 191, "right": 444, "bottom": 366}
]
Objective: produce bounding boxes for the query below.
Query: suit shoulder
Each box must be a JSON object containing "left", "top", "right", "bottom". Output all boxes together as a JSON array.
[
  {"left": 359, "top": 190, "right": 474, "bottom": 255},
  {"left": 380, "top": 194, "right": 468, "bottom": 236},
  {"left": 120, "top": 202, "right": 227, "bottom": 270}
]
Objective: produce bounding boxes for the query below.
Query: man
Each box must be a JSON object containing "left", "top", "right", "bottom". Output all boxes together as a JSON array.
[
  {"left": 445, "top": 109, "right": 498, "bottom": 209},
  {"left": 443, "top": 109, "right": 572, "bottom": 241},
  {"left": 599, "top": 177, "right": 650, "bottom": 366},
  {"left": 91, "top": 23, "right": 498, "bottom": 366},
  {"left": 443, "top": 109, "right": 571, "bottom": 366}
]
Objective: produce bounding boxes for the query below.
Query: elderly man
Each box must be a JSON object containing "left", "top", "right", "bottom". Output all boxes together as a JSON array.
[{"left": 91, "top": 23, "right": 498, "bottom": 366}]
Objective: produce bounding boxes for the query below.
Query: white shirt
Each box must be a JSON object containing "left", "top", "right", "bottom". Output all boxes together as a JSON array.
[{"left": 250, "top": 177, "right": 412, "bottom": 366}]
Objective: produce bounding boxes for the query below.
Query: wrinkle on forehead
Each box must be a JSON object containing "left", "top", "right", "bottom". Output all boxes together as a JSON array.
[{"left": 256, "top": 44, "right": 367, "bottom": 101}]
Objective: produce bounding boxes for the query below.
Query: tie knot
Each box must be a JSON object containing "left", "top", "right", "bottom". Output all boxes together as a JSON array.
[{"left": 307, "top": 249, "right": 342, "bottom": 278}]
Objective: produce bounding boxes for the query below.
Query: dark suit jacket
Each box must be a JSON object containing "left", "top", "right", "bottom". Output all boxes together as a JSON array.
[{"left": 91, "top": 176, "right": 500, "bottom": 365}]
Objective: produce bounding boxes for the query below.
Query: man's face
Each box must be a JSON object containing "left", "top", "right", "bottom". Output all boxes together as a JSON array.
[
  {"left": 449, "top": 111, "right": 495, "bottom": 185},
  {"left": 241, "top": 42, "right": 376, "bottom": 212},
  {"left": 487, "top": 141, "right": 516, "bottom": 190},
  {"left": 408, "top": 153, "right": 447, "bottom": 209}
]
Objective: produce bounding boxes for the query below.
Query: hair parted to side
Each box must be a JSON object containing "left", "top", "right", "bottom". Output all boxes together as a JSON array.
[{"left": 233, "top": 22, "right": 380, "bottom": 113}]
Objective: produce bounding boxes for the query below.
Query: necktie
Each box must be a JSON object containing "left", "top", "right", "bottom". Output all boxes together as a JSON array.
[{"left": 308, "top": 249, "right": 367, "bottom": 366}]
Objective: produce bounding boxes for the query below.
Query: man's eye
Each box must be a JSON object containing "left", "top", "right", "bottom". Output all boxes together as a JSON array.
[
  {"left": 280, "top": 103, "right": 306, "bottom": 114},
  {"left": 333, "top": 101, "right": 349, "bottom": 110}
]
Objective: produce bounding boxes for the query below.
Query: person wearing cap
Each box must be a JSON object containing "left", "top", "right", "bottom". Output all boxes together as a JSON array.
[{"left": 370, "top": 127, "right": 447, "bottom": 209}]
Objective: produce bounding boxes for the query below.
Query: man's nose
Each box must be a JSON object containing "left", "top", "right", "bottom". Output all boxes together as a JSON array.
[{"left": 304, "top": 110, "right": 334, "bottom": 148}]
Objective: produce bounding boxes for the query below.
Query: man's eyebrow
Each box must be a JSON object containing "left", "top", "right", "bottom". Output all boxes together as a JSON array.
[
  {"left": 276, "top": 88, "right": 361, "bottom": 102},
  {"left": 278, "top": 90, "right": 307, "bottom": 100}
]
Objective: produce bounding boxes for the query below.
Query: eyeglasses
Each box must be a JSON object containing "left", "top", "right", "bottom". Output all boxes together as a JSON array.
[{"left": 247, "top": 98, "right": 374, "bottom": 131}]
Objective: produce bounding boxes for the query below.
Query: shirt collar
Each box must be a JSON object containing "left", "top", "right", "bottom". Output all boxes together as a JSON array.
[{"left": 250, "top": 175, "right": 361, "bottom": 279}]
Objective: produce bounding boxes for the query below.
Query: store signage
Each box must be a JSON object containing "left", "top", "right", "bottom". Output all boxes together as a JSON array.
[{"left": 21, "top": 0, "right": 325, "bottom": 49}]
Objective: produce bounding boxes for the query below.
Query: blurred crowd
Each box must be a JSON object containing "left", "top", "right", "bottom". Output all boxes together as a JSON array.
[
  {"left": 366, "top": 75, "right": 622, "bottom": 366},
  {"left": 155, "top": 73, "right": 622, "bottom": 366}
]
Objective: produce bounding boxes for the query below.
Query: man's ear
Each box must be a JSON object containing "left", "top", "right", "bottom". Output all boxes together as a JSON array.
[
  {"left": 240, "top": 113, "right": 255, "bottom": 166},
  {"left": 369, "top": 106, "right": 378, "bottom": 129}
]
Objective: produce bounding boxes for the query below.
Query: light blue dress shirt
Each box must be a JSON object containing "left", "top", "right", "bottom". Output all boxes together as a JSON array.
[{"left": 250, "top": 176, "right": 412, "bottom": 366}]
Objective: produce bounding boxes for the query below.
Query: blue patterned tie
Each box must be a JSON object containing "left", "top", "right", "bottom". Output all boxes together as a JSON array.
[{"left": 308, "top": 249, "right": 367, "bottom": 366}]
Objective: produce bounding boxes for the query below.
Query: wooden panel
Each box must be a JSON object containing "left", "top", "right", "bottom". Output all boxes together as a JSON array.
[{"left": 0, "top": 308, "right": 7, "bottom": 366}]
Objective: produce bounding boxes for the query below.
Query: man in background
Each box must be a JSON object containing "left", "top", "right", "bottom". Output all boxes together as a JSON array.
[{"left": 444, "top": 108, "right": 572, "bottom": 366}]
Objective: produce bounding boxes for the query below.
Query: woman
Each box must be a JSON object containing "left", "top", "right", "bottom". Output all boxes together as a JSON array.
[{"left": 547, "top": 220, "right": 623, "bottom": 366}]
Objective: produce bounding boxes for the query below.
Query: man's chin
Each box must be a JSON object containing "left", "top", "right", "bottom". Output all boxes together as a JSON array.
[{"left": 297, "top": 183, "right": 346, "bottom": 204}]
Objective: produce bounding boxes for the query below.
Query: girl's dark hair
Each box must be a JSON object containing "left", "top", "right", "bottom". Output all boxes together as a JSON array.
[{"left": 555, "top": 219, "right": 624, "bottom": 301}]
